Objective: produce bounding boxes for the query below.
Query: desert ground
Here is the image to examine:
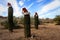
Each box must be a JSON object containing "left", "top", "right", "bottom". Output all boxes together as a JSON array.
[{"left": 0, "top": 23, "right": 60, "bottom": 40}]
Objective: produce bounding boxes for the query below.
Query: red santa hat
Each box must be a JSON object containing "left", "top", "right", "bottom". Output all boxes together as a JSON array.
[
  {"left": 7, "top": 3, "right": 11, "bottom": 6},
  {"left": 35, "top": 12, "right": 38, "bottom": 15},
  {"left": 22, "top": 8, "right": 28, "bottom": 13}
]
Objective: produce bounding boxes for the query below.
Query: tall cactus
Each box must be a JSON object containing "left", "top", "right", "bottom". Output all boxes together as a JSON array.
[
  {"left": 8, "top": 3, "right": 14, "bottom": 32},
  {"left": 34, "top": 12, "right": 39, "bottom": 29},
  {"left": 22, "top": 8, "right": 31, "bottom": 38}
]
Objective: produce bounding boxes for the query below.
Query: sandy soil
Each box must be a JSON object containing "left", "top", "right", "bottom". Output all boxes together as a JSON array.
[{"left": 0, "top": 24, "right": 60, "bottom": 40}]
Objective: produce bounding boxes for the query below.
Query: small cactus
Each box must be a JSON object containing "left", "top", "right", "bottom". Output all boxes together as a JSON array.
[{"left": 34, "top": 12, "right": 39, "bottom": 29}]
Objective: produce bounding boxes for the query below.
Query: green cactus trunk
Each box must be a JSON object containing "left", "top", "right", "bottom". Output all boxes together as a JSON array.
[
  {"left": 24, "top": 14, "right": 31, "bottom": 38},
  {"left": 8, "top": 7, "right": 14, "bottom": 32},
  {"left": 34, "top": 15, "right": 39, "bottom": 29}
]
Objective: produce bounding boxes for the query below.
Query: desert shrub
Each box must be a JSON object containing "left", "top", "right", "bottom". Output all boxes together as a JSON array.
[
  {"left": 54, "top": 15, "right": 60, "bottom": 25},
  {"left": 19, "top": 16, "right": 24, "bottom": 24},
  {"left": 1, "top": 20, "right": 8, "bottom": 29},
  {"left": 1, "top": 19, "right": 20, "bottom": 29},
  {"left": 39, "top": 20, "right": 43, "bottom": 25},
  {"left": 13, "top": 18, "right": 20, "bottom": 29},
  {"left": 30, "top": 17, "right": 41, "bottom": 25},
  {"left": 19, "top": 17, "right": 35, "bottom": 25},
  {"left": 30, "top": 17, "right": 34, "bottom": 25}
]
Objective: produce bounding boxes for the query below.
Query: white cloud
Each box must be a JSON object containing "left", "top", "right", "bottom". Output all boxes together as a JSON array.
[
  {"left": 0, "top": 0, "right": 23, "bottom": 17},
  {"left": 39, "top": 8, "right": 60, "bottom": 19},
  {"left": 7, "top": 0, "right": 23, "bottom": 17},
  {"left": 23, "top": 0, "right": 30, "bottom": 1},
  {"left": 19, "top": 1, "right": 24, "bottom": 6},
  {"left": 0, "top": 4, "right": 7, "bottom": 16},
  {"left": 37, "top": 0, "right": 43, "bottom": 2},
  {"left": 0, "top": 4, "right": 5, "bottom": 12},
  {"left": 37, "top": 0, "right": 60, "bottom": 18},
  {"left": 27, "top": 3, "right": 34, "bottom": 9}
]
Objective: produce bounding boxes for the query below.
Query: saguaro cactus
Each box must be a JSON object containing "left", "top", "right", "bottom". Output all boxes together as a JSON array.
[
  {"left": 8, "top": 3, "right": 14, "bottom": 32},
  {"left": 34, "top": 12, "right": 39, "bottom": 29},
  {"left": 22, "top": 8, "right": 31, "bottom": 38}
]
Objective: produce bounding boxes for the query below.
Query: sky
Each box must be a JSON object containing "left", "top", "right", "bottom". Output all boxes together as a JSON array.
[{"left": 0, "top": 0, "right": 60, "bottom": 19}]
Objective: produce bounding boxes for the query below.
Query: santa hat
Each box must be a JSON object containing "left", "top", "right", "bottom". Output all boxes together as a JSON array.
[
  {"left": 35, "top": 12, "right": 37, "bottom": 15},
  {"left": 22, "top": 8, "right": 28, "bottom": 13},
  {"left": 7, "top": 3, "right": 11, "bottom": 6}
]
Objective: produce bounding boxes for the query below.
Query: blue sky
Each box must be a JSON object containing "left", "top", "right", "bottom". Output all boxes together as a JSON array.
[{"left": 0, "top": 0, "right": 60, "bottom": 19}]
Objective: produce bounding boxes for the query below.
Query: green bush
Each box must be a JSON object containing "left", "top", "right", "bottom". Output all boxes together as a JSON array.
[
  {"left": 0, "top": 20, "right": 9, "bottom": 29},
  {"left": 54, "top": 15, "right": 60, "bottom": 25},
  {"left": 19, "top": 16, "right": 24, "bottom": 24},
  {"left": 1, "top": 19, "right": 20, "bottom": 29}
]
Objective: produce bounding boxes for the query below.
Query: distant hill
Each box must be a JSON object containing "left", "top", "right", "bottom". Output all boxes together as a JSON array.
[
  {"left": 0, "top": 16, "right": 7, "bottom": 19},
  {"left": 0, "top": 16, "right": 7, "bottom": 23}
]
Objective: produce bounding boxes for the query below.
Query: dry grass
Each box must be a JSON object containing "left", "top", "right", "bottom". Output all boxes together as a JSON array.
[{"left": 0, "top": 24, "right": 60, "bottom": 40}]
